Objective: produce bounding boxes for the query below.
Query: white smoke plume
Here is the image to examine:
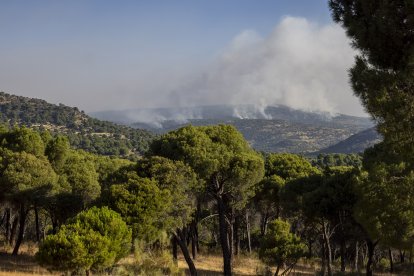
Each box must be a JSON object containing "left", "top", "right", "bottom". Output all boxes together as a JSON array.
[{"left": 164, "top": 16, "right": 361, "bottom": 118}]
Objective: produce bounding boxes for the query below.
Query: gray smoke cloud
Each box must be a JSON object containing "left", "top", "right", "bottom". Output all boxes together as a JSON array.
[
  {"left": 164, "top": 16, "right": 363, "bottom": 117},
  {"left": 0, "top": 15, "right": 364, "bottom": 121}
]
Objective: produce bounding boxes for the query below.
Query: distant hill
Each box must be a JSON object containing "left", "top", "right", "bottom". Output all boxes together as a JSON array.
[
  {"left": 92, "top": 104, "right": 373, "bottom": 128},
  {"left": 93, "top": 105, "right": 376, "bottom": 154},
  {"left": 316, "top": 127, "right": 382, "bottom": 154},
  {"left": 0, "top": 92, "right": 154, "bottom": 156}
]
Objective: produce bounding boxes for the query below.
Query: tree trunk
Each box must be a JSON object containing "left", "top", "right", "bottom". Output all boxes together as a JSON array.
[
  {"left": 9, "top": 215, "right": 18, "bottom": 245},
  {"left": 5, "top": 208, "right": 10, "bottom": 243},
  {"left": 260, "top": 213, "right": 269, "bottom": 237},
  {"left": 326, "top": 236, "right": 333, "bottom": 276},
  {"left": 366, "top": 239, "right": 376, "bottom": 276},
  {"left": 176, "top": 230, "right": 197, "bottom": 276},
  {"left": 389, "top": 248, "right": 394, "bottom": 273},
  {"left": 172, "top": 236, "right": 178, "bottom": 263},
  {"left": 246, "top": 210, "right": 252, "bottom": 254},
  {"left": 308, "top": 239, "right": 313, "bottom": 258},
  {"left": 35, "top": 206, "right": 40, "bottom": 242},
  {"left": 322, "top": 221, "right": 333, "bottom": 276},
  {"left": 192, "top": 220, "right": 199, "bottom": 259},
  {"left": 234, "top": 215, "right": 240, "bottom": 256},
  {"left": 354, "top": 241, "right": 359, "bottom": 272},
  {"left": 51, "top": 217, "right": 58, "bottom": 234},
  {"left": 217, "top": 196, "right": 232, "bottom": 276},
  {"left": 400, "top": 250, "right": 405, "bottom": 263},
  {"left": 191, "top": 235, "right": 197, "bottom": 260},
  {"left": 274, "top": 264, "right": 280, "bottom": 276},
  {"left": 12, "top": 204, "right": 27, "bottom": 255},
  {"left": 228, "top": 209, "right": 234, "bottom": 259},
  {"left": 340, "top": 240, "right": 346, "bottom": 272},
  {"left": 321, "top": 237, "right": 326, "bottom": 276}
]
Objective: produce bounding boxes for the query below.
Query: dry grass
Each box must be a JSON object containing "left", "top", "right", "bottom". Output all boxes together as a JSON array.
[
  {"left": 0, "top": 244, "right": 56, "bottom": 276},
  {"left": 0, "top": 252, "right": 56, "bottom": 276},
  {"left": 177, "top": 253, "right": 261, "bottom": 275},
  {"left": 177, "top": 254, "right": 316, "bottom": 276}
]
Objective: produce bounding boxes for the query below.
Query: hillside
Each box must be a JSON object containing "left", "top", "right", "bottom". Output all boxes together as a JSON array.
[
  {"left": 317, "top": 127, "right": 382, "bottom": 154},
  {"left": 93, "top": 105, "right": 376, "bottom": 154},
  {"left": 0, "top": 92, "right": 154, "bottom": 156}
]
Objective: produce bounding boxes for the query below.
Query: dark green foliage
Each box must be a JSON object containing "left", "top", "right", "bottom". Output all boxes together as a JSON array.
[
  {"left": 266, "top": 153, "right": 320, "bottom": 180},
  {"left": 37, "top": 206, "right": 131, "bottom": 274},
  {"left": 135, "top": 156, "right": 200, "bottom": 230},
  {"left": 311, "top": 153, "right": 362, "bottom": 169},
  {"left": 303, "top": 166, "right": 356, "bottom": 221},
  {"left": 0, "top": 92, "right": 154, "bottom": 156},
  {"left": 355, "top": 144, "right": 414, "bottom": 250},
  {"left": 45, "top": 135, "right": 70, "bottom": 172},
  {"left": 0, "top": 150, "right": 58, "bottom": 203},
  {"left": 63, "top": 152, "right": 101, "bottom": 206},
  {"left": 329, "top": 0, "right": 414, "bottom": 71},
  {"left": 109, "top": 173, "right": 172, "bottom": 242},
  {"left": 259, "top": 219, "right": 305, "bottom": 276},
  {"left": 329, "top": 0, "right": 414, "bottom": 159},
  {"left": 151, "top": 124, "right": 265, "bottom": 211},
  {"left": 0, "top": 127, "right": 45, "bottom": 157}
]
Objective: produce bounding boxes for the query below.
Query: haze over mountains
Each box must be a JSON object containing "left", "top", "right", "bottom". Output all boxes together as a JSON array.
[
  {"left": 0, "top": 91, "right": 380, "bottom": 155},
  {"left": 92, "top": 105, "right": 380, "bottom": 154}
]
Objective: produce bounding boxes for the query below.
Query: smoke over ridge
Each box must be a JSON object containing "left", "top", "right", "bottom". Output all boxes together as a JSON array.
[
  {"left": 118, "top": 16, "right": 362, "bottom": 126},
  {"left": 155, "top": 16, "right": 361, "bottom": 121}
]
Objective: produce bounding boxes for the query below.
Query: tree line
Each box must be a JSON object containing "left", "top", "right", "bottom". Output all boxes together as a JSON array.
[
  {"left": 0, "top": 123, "right": 412, "bottom": 275},
  {"left": 0, "top": 91, "right": 154, "bottom": 156}
]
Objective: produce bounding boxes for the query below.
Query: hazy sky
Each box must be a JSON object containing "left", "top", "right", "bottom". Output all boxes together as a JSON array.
[{"left": 0, "top": 0, "right": 366, "bottom": 116}]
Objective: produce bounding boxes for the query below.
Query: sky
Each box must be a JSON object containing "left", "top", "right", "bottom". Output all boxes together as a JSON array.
[{"left": 0, "top": 0, "right": 366, "bottom": 117}]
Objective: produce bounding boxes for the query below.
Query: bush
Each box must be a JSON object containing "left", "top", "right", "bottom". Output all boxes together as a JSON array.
[
  {"left": 131, "top": 239, "right": 182, "bottom": 276},
  {"left": 37, "top": 206, "right": 131, "bottom": 275},
  {"left": 259, "top": 219, "right": 306, "bottom": 276},
  {"left": 377, "top": 258, "right": 391, "bottom": 272}
]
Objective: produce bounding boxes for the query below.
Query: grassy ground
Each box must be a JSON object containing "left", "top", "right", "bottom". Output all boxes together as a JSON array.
[
  {"left": 0, "top": 249, "right": 55, "bottom": 276},
  {"left": 0, "top": 247, "right": 315, "bottom": 276},
  {"left": 177, "top": 254, "right": 317, "bottom": 275},
  {"left": 0, "top": 244, "right": 401, "bottom": 276}
]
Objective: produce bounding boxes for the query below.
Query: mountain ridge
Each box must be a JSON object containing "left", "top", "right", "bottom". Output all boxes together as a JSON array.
[
  {"left": 92, "top": 105, "right": 377, "bottom": 154},
  {"left": 0, "top": 92, "right": 155, "bottom": 156}
]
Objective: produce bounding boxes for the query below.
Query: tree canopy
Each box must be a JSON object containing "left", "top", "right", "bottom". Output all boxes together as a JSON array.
[{"left": 37, "top": 206, "right": 131, "bottom": 275}]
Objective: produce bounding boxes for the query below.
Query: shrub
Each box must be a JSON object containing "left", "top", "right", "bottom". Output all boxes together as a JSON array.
[
  {"left": 259, "top": 219, "right": 306, "bottom": 276},
  {"left": 37, "top": 206, "right": 131, "bottom": 275}
]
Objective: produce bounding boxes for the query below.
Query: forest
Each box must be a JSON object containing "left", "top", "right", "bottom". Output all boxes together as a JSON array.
[
  {"left": 0, "top": 92, "right": 155, "bottom": 156},
  {"left": 1, "top": 0, "right": 414, "bottom": 276},
  {"left": 0, "top": 123, "right": 408, "bottom": 276}
]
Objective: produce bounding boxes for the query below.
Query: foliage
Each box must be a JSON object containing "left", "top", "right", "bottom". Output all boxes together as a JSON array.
[
  {"left": 259, "top": 219, "right": 305, "bottom": 275},
  {"left": 37, "top": 206, "right": 131, "bottom": 274},
  {"left": 135, "top": 156, "right": 200, "bottom": 230},
  {"left": 129, "top": 240, "right": 182, "bottom": 276},
  {"left": 0, "top": 91, "right": 154, "bottom": 156},
  {"left": 266, "top": 153, "right": 320, "bottom": 180},
  {"left": 329, "top": 0, "right": 414, "bottom": 158},
  {"left": 151, "top": 124, "right": 264, "bottom": 210},
  {"left": 355, "top": 150, "right": 414, "bottom": 249},
  {"left": 62, "top": 151, "right": 101, "bottom": 206},
  {"left": 0, "top": 150, "right": 58, "bottom": 204},
  {"left": 45, "top": 135, "right": 70, "bottom": 172},
  {"left": 311, "top": 153, "right": 362, "bottom": 169},
  {"left": 109, "top": 173, "right": 172, "bottom": 242},
  {"left": 0, "top": 127, "right": 45, "bottom": 157}
]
